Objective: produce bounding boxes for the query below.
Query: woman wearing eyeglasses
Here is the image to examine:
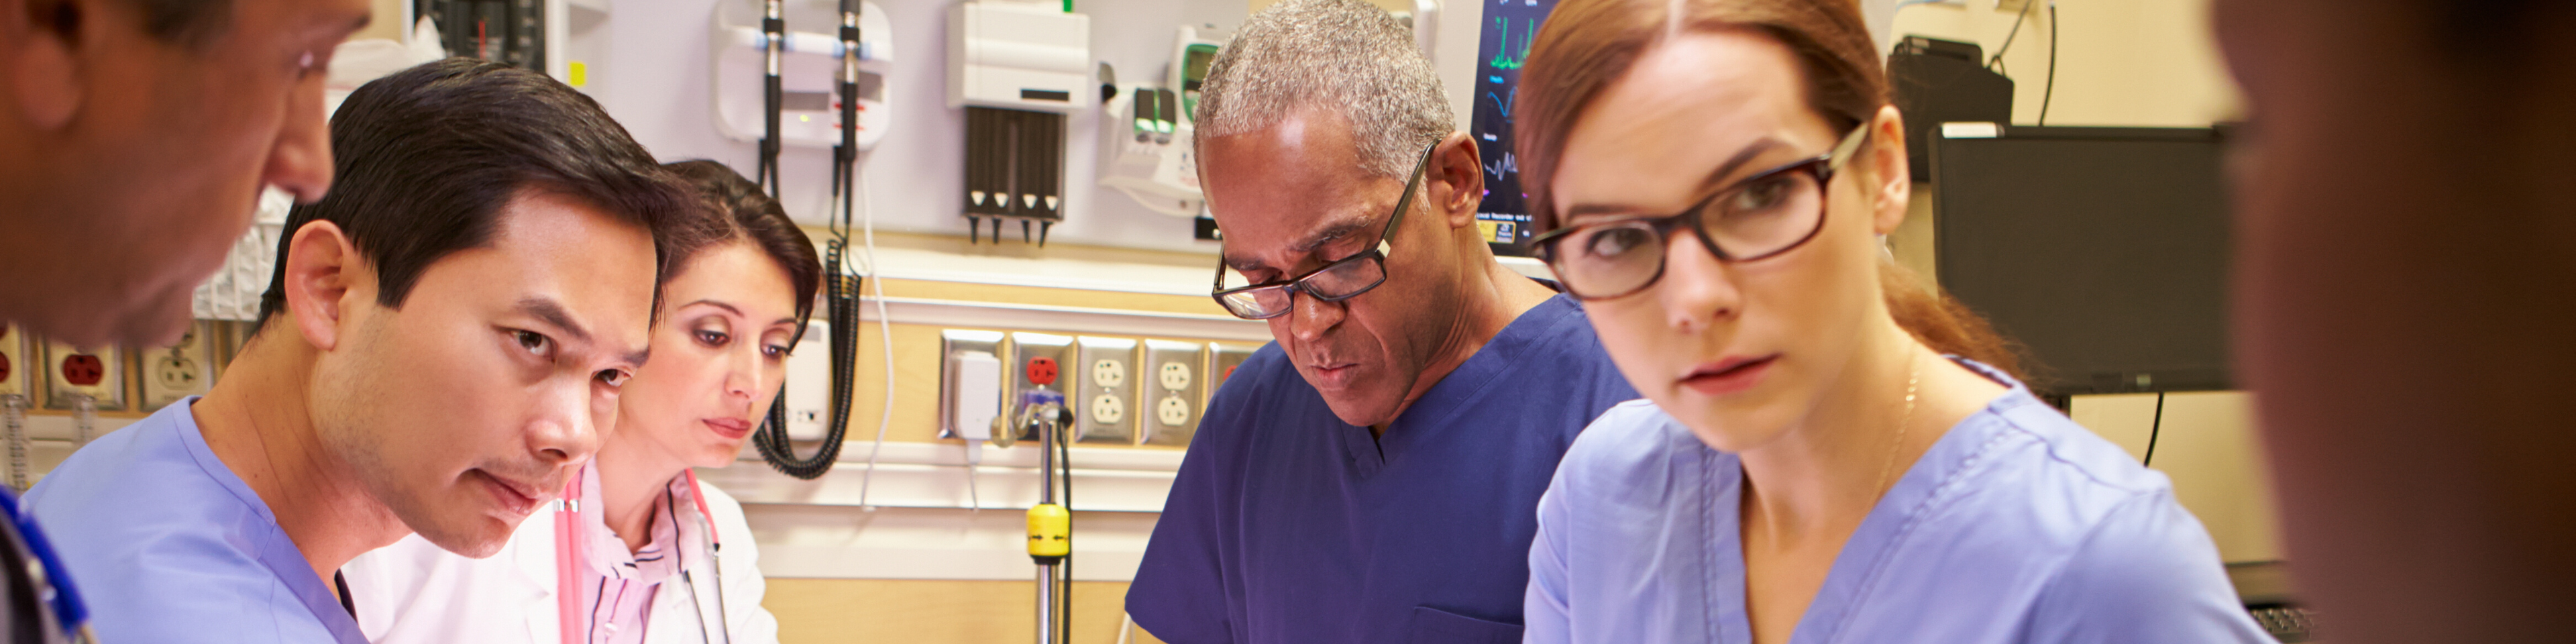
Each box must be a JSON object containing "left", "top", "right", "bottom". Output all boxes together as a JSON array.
[{"left": 1511, "top": 1, "right": 2271, "bottom": 643}]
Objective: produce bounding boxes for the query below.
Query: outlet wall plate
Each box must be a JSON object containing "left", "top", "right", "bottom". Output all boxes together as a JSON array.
[
  {"left": 1072, "top": 336, "right": 1138, "bottom": 444},
  {"left": 938, "top": 329, "right": 1008, "bottom": 439},
  {"left": 779, "top": 321, "right": 834, "bottom": 441},
  {"left": 136, "top": 320, "right": 219, "bottom": 411},
  {"left": 41, "top": 341, "right": 124, "bottom": 411},
  {"left": 1208, "top": 341, "right": 1262, "bottom": 400},
  {"left": 1008, "top": 332, "right": 1075, "bottom": 442},
  {"left": 1140, "top": 339, "right": 1209, "bottom": 447},
  {"left": 0, "top": 325, "right": 28, "bottom": 396}
]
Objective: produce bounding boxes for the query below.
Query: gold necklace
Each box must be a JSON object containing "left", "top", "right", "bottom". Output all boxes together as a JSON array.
[{"left": 1873, "top": 352, "right": 1922, "bottom": 497}]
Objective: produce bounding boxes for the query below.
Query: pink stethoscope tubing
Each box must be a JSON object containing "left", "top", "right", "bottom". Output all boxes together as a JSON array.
[{"left": 553, "top": 468, "right": 724, "bottom": 644}]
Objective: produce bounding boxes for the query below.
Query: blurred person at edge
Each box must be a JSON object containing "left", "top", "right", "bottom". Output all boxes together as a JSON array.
[
  {"left": 24, "top": 60, "right": 694, "bottom": 644},
  {"left": 0, "top": 0, "right": 370, "bottom": 347},
  {"left": 2216, "top": 1, "right": 2576, "bottom": 643},
  {"left": 1510, "top": 0, "right": 2270, "bottom": 641}
]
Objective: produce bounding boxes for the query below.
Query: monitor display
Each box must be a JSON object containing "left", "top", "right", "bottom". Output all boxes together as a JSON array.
[{"left": 1931, "top": 125, "right": 2233, "bottom": 394}]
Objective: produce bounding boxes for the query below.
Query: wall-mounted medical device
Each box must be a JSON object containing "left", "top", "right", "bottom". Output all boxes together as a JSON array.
[
  {"left": 1097, "top": 83, "right": 1203, "bottom": 217},
  {"left": 1169, "top": 25, "right": 1222, "bottom": 127},
  {"left": 711, "top": 0, "right": 894, "bottom": 154},
  {"left": 415, "top": 0, "right": 547, "bottom": 68},
  {"left": 951, "top": 1, "right": 1089, "bottom": 246}
]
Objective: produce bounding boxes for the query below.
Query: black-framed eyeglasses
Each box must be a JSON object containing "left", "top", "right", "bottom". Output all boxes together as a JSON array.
[
  {"left": 1530, "top": 124, "right": 1872, "bottom": 301},
  {"left": 1210, "top": 144, "right": 1439, "bottom": 320}
]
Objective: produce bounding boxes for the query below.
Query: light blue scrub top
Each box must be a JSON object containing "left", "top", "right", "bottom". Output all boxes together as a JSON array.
[
  {"left": 25, "top": 398, "right": 366, "bottom": 644},
  {"left": 1524, "top": 359, "right": 2271, "bottom": 644}
]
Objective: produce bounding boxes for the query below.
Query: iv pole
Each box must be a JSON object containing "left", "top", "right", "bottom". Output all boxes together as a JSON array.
[{"left": 1023, "top": 397, "right": 1072, "bottom": 644}]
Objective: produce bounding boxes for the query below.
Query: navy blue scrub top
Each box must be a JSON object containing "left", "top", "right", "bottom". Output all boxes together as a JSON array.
[{"left": 1127, "top": 292, "right": 1640, "bottom": 644}]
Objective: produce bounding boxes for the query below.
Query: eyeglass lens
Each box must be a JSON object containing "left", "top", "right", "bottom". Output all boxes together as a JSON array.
[
  {"left": 1217, "top": 256, "right": 1388, "bottom": 319},
  {"left": 1552, "top": 166, "right": 1825, "bottom": 298}
]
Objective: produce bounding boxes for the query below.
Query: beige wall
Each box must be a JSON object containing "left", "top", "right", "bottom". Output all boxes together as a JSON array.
[{"left": 767, "top": 579, "right": 1169, "bottom": 644}]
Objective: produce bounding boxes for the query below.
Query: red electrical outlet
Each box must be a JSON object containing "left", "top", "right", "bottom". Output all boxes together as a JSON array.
[
  {"left": 1027, "top": 357, "right": 1059, "bottom": 386},
  {"left": 60, "top": 354, "right": 104, "bottom": 386}
]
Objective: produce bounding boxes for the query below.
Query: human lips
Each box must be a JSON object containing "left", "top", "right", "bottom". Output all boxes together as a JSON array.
[
  {"left": 1303, "top": 357, "right": 1362, "bottom": 388},
  {"left": 703, "top": 417, "right": 753, "bottom": 441},
  {"left": 472, "top": 470, "right": 549, "bottom": 517},
  {"left": 1680, "top": 354, "right": 1778, "bottom": 396}
]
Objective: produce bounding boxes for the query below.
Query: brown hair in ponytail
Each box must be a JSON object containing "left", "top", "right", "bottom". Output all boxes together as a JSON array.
[{"left": 1517, "top": 0, "right": 2025, "bottom": 380}]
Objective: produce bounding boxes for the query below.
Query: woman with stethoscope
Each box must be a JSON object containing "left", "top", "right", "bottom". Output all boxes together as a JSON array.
[{"left": 341, "top": 160, "right": 810, "bottom": 644}]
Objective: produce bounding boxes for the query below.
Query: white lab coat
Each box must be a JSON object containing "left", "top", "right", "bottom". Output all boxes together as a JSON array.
[{"left": 341, "top": 471, "right": 780, "bottom": 644}]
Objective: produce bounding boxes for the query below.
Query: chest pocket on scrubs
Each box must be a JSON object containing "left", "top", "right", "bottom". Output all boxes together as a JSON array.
[{"left": 1406, "top": 606, "right": 1522, "bottom": 644}]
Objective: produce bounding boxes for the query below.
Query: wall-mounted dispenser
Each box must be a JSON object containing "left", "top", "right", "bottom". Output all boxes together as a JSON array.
[{"left": 950, "top": 1, "right": 1089, "bottom": 246}]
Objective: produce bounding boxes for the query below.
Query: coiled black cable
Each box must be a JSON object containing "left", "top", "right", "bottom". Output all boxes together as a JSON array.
[{"left": 749, "top": 0, "right": 866, "bottom": 480}]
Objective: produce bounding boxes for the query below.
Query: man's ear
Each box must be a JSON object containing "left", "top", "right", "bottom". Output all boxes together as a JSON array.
[
  {"left": 280, "top": 221, "right": 368, "bottom": 352},
  {"left": 1866, "top": 105, "right": 1913, "bottom": 236},
  {"left": 6, "top": 0, "right": 86, "bottom": 131},
  {"left": 1430, "top": 131, "right": 1485, "bottom": 229}
]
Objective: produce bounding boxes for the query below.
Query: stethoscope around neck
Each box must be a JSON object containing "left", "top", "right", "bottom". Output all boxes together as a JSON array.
[{"left": 553, "top": 468, "right": 732, "bottom": 644}]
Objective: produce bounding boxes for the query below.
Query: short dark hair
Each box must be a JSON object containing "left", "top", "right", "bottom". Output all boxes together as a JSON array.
[
  {"left": 659, "top": 160, "right": 824, "bottom": 337},
  {"left": 256, "top": 58, "right": 694, "bottom": 332}
]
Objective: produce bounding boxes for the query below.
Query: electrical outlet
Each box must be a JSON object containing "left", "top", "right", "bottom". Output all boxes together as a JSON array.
[
  {"left": 40, "top": 341, "right": 123, "bottom": 411},
  {"left": 1072, "top": 336, "right": 1138, "bottom": 445},
  {"left": 137, "top": 320, "right": 218, "bottom": 412},
  {"left": 1156, "top": 394, "right": 1191, "bottom": 427},
  {"left": 1091, "top": 358, "right": 1125, "bottom": 388},
  {"left": 1090, "top": 393, "right": 1126, "bottom": 425},
  {"left": 0, "top": 325, "right": 20, "bottom": 396},
  {"left": 1009, "top": 333, "right": 1075, "bottom": 443},
  {"left": 1208, "top": 342, "right": 1260, "bottom": 395},
  {"left": 1140, "top": 340, "right": 1209, "bottom": 447}
]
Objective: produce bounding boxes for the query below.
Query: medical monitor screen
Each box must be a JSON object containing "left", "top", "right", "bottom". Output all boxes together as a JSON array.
[{"left": 1930, "top": 125, "right": 2233, "bottom": 395}]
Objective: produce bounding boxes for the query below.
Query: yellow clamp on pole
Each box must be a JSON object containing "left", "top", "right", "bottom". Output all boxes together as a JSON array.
[{"left": 1026, "top": 502, "right": 1071, "bottom": 559}]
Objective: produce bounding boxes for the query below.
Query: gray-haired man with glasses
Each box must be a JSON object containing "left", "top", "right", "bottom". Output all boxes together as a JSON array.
[{"left": 1125, "top": 1, "right": 1640, "bottom": 643}]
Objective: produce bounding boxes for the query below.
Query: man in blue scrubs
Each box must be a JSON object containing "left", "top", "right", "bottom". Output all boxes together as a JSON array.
[
  {"left": 23, "top": 59, "right": 693, "bottom": 643},
  {"left": 1126, "top": 1, "right": 1638, "bottom": 642}
]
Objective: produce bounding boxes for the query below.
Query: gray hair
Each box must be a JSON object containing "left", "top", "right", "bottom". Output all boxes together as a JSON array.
[{"left": 1195, "top": 0, "right": 1454, "bottom": 179}]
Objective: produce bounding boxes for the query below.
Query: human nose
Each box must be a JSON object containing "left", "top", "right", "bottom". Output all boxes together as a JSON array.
[
  {"left": 1283, "top": 286, "right": 1348, "bottom": 346},
  {"left": 532, "top": 380, "right": 604, "bottom": 468},
  {"left": 727, "top": 347, "right": 766, "bottom": 408},
  {"left": 262, "top": 72, "right": 334, "bottom": 203},
  {"left": 1657, "top": 228, "right": 1743, "bottom": 334}
]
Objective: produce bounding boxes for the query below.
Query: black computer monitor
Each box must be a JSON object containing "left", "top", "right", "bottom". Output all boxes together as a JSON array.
[{"left": 1930, "top": 125, "right": 2233, "bottom": 395}]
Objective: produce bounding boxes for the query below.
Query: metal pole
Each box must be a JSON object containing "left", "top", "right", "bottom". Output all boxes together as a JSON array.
[{"left": 1034, "top": 409, "right": 1059, "bottom": 644}]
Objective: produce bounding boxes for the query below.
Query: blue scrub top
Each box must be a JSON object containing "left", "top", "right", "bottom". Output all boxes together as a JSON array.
[
  {"left": 1128, "top": 292, "right": 1640, "bottom": 644},
  {"left": 1524, "top": 358, "right": 2273, "bottom": 644},
  {"left": 25, "top": 398, "right": 366, "bottom": 644}
]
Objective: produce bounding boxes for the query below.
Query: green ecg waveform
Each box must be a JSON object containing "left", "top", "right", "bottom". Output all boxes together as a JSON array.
[{"left": 1487, "top": 17, "right": 1538, "bottom": 70}]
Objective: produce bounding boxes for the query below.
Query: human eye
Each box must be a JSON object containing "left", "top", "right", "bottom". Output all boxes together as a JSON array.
[
  {"left": 596, "top": 368, "right": 632, "bottom": 388},
  {"left": 511, "top": 329, "right": 554, "bottom": 358},
  {"left": 696, "top": 330, "right": 731, "bottom": 347},
  {"left": 1580, "top": 224, "right": 1657, "bottom": 260},
  {"left": 1723, "top": 172, "right": 1802, "bottom": 217}
]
